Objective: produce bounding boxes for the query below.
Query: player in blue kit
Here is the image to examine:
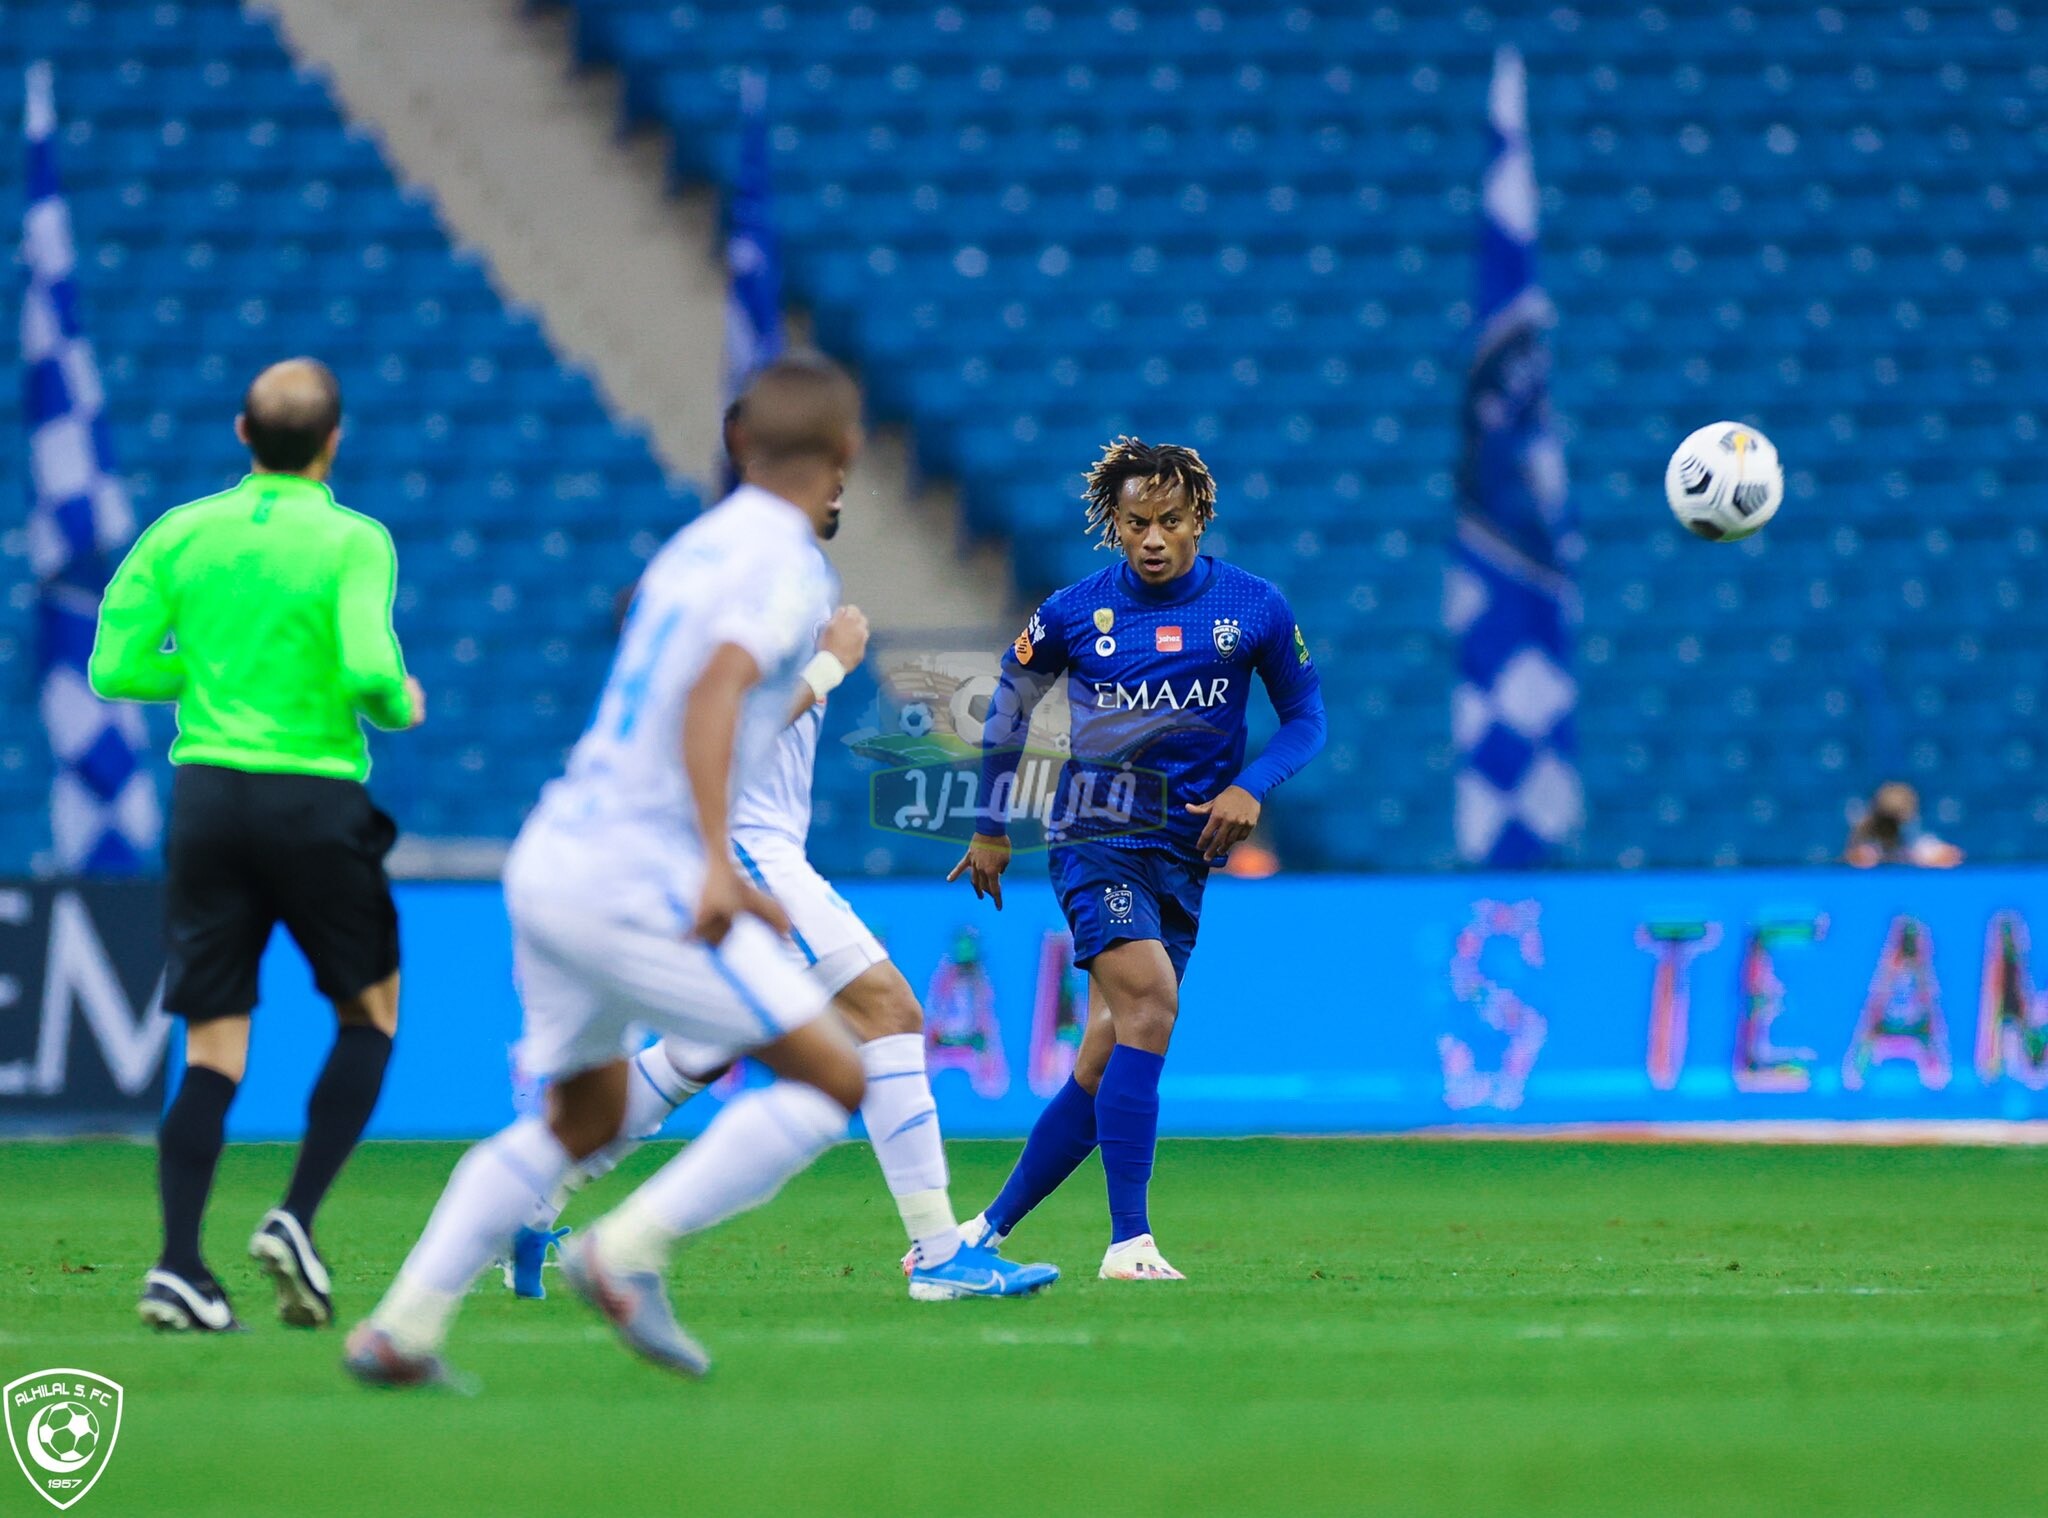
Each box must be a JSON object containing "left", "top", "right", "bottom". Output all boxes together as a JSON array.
[{"left": 946, "top": 438, "right": 1325, "bottom": 1280}]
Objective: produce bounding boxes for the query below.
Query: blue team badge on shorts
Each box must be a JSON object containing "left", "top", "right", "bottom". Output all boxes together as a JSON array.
[
  {"left": 1212, "top": 617, "right": 1242, "bottom": 657},
  {"left": 1104, "top": 884, "right": 1134, "bottom": 924}
]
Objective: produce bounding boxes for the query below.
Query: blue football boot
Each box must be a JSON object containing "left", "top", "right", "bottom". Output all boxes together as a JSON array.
[
  {"left": 908, "top": 1242, "right": 1060, "bottom": 1301},
  {"left": 504, "top": 1225, "right": 570, "bottom": 1300}
]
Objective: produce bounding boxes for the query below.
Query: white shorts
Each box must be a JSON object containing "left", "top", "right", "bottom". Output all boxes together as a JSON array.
[
  {"left": 731, "top": 829, "right": 887, "bottom": 997},
  {"left": 504, "top": 822, "right": 830, "bottom": 1082}
]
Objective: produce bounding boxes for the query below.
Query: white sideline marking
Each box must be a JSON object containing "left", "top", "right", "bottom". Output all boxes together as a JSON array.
[
  {"left": 17, "top": 1317, "right": 2037, "bottom": 1354},
  {"left": 1511, "top": 1321, "right": 2034, "bottom": 1343}
]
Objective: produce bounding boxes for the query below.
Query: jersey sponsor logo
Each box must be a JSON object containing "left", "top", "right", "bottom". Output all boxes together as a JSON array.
[
  {"left": 1212, "top": 617, "right": 1242, "bottom": 657},
  {"left": 1155, "top": 625, "right": 1183, "bottom": 653},
  {"left": 1013, "top": 610, "right": 1046, "bottom": 666},
  {"left": 1104, "top": 884, "right": 1134, "bottom": 924},
  {"left": 1094, "top": 635, "right": 1117, "bottom": 657},
  {"left": 1093, "top": 607, "right": 1115, "bottom": 633},
  {"left": 1292, "top": 623, "right": 1311, "bottom": 666},
  {"left": 1090, "top": 677, "right": 1231, "bottom": 712}
]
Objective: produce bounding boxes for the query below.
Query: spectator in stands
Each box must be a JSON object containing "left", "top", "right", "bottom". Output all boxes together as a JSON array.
[{"left": 1845, "top": 782, "right": 1963, "bottom": 869}]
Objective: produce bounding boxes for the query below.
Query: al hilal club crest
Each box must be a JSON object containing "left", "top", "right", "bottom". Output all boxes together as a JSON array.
[
  {"left": 1212, "top": 617, "right": 1242, "bottom": 657},
  {"left": 6, "top": 1369, "right": 123, "bottom": 1511}
]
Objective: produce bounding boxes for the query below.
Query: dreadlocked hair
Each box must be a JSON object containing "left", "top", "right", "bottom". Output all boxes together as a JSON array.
[{"left": 1082, "top": 436, "right": 1218, "bottom": 550}]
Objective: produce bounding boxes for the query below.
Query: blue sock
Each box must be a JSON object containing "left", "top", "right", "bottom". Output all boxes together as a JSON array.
[
  {"left": 985, "top": 1077, "right": 1097, "bottom": 1236},
  {"left": 1096, "top": 1046, "right": 1165, "bottom": 1244}
]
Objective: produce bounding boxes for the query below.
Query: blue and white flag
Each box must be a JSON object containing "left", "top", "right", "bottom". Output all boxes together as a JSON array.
[
  {"left": 722, "top": 69, "right": 784, "bottom": 410},
  {"left": 22, "top": 63, "right": 158, "bottom": 873},
  {"left": 1446, "top": 47, "right": 1583, "bottom": 867}
]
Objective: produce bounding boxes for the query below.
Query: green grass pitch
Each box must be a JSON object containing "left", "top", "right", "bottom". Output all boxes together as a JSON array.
[{"left": 2, "top": 1138, "right": 2043, "bottom": 1518}]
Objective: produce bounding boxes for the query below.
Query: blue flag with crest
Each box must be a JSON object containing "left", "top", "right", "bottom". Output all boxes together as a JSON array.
[
  {"left": 1446, "top": 47, "right": 1583, "bottom": 866},
  {"left": 22, "top": 63, "right": 158, "bottom": 873},
  {"left": 722, "top": 70, "right": 784, "bottom": 414}
]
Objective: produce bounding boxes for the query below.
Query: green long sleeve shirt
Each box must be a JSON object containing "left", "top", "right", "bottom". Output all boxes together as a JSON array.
[{"left": 88, "top": 472, "right": 416, "bottom": 781}]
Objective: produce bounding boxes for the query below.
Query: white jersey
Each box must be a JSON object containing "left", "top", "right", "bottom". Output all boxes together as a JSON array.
[
  {"left": 524, "top": 485, "right": 833, "bottom": 864},
  {"left": 731, "top": 700, "right": 825, "bottom": 843}
]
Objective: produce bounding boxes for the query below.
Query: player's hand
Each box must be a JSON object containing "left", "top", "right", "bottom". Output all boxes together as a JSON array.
[
  {"left": 403, "top": 676, "right": 427, "bottom": 728},
  {"left": 1185, "top": 785, "right": 1260, "bottom": 863},
  {"left": 946, "top": 833, "right": 1011, "bottom": 910},
  {"left": 819, "top": 606, "right": 870, "bottom": 670},
  {"left": 689, "top": 858, "right": 790, "bottom": 946}
]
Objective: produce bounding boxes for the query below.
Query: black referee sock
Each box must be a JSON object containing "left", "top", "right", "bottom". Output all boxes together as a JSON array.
[
  {"left": 281, "top": 1024, "right": 393, "bottom": 1231},
  {"left": 157, "top": 1066, "right": 239, "bottom": 1283}
]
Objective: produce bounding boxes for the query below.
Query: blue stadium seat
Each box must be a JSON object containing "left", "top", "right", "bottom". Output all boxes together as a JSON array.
[
  {"left": 13, "top": 0, "right": 2040, "bottom": 872},
  {"left": 0, "top": 0, "right": 699, "bottom": 859},
  {"left": 550, "top": 0, "right": 2048, "bottom": 871}
]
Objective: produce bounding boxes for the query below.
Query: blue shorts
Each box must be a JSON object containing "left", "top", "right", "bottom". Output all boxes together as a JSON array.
[{"left": 1047, "top": 841, "right": 1210, "bottom": 982}]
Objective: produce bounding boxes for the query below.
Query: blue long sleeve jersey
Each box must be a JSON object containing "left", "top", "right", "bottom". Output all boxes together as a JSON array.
[{"left": 975, "top": 555, "right": 1327, "bottom": 859}]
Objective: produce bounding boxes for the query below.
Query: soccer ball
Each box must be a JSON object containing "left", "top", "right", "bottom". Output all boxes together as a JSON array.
[
  {"left": 1664, "top": 422, "right": 1783, "bottom": 542},
  {"left": 36, "top": 1403, "right": 98, "bottom": 1467}
]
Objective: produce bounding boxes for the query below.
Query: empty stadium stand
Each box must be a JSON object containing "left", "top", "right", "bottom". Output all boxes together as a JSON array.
[
  {"left": 562, "top": 0, "right": 2048, "bottom": 870},
  {"left": 5, "top": 0, "right": 2043, "bottom": 875},
  {"left": 1, "top": 0, "right": 696, "bottom": 864}
]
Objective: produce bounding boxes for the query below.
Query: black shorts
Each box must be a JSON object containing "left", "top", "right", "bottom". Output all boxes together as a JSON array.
[{"left": 163, "top": 764, "right": 400, "bottom": 1022}]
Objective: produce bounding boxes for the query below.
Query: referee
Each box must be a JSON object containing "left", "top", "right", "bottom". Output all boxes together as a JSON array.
[{"left": 90, "top": 358, "right": 424, "bottom": 1333}]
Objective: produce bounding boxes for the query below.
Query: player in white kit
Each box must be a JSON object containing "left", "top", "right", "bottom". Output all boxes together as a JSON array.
[
  {"left": 501, "top": 408, "right": 1057, "bottom": 1302},
  {"left": 345, "top": 358, "right": 885, "bottom": 1384}
]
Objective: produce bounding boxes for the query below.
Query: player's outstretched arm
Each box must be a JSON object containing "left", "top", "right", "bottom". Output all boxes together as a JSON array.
[
  {"left": 1200, "top": 605, "right": 1327, "bottom": 860},
  {"left": 1246, "top": 609, "right": 1328, "bottom": 788},
  {"left": 783, "top": 605, "right": 867, "bottom": 726},
  {"left": 953, "top": 603, "right": 1067, "bottom": 906},
  {"left": 683, "top": 640, "right": 792, "bottom": 945}
]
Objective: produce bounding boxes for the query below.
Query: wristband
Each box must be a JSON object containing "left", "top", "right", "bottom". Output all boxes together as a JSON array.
[{"left": 801, "top": 650, "right": 848, "bottom": 700}]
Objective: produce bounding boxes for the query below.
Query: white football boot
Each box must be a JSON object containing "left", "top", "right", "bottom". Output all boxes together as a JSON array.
[{"left": 1099, "top": 1233, "right": 1184, "bottom": 1281}]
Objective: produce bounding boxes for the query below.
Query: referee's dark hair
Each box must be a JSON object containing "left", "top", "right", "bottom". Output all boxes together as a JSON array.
[{"left": 240, "top": 358, "right": 343, "bottom": 474}]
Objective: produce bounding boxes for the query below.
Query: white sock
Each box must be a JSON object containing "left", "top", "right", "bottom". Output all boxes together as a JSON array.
[
  {"left": 379, "top": 1119, "right": 573, "bottom": 1351},
  {"left": 594, "top": 1082, "right": 849, "bottom": 1274},
  {"left": 523, "top": 1044, "right": 707, "bottom": 1230},
  {"left": 859, "top": 1033, "right": 961, "bottom": 1267}
]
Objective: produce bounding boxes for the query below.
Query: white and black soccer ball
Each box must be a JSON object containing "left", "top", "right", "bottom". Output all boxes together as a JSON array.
[
  {"left": 35, "top": 1403, "right": 98, "bottom": 1467},
  {"left": 1664, "top": 422, "right": 1784, "bottom": 542}
]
